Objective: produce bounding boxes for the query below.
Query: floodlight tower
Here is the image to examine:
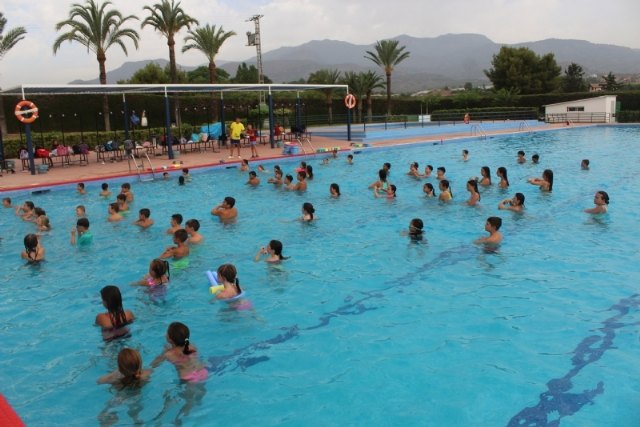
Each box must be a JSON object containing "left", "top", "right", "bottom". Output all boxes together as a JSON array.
[{"left": 246, "top": 14, "right": 265, "bottom": 103}]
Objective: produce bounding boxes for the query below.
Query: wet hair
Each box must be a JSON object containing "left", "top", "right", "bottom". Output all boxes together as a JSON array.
[
  {"left": 423, "top": 182, "right": 436, "bottom": 196},
  {"left": 242, "top": 159, "right": 249, "bottom": 166},
  {"left": 582, "top": 159, "right": 590, "bottom": 167},
  {"left": 517, "top": 150, "right": 525, "bottom": 156},
  {"left": 167, "top": 322, "right": 195, "bottom": 355},
  {"left": 437, "top": 166, "right": 446, "bottom": 174},
  {"left": 217, "top": 263, "right": 242, "bottom": 294},
  {"left": 440, "top": 179, "right": 452, "bottom": 197},
  {"left": 116, "top": 193, "right": 127, "bottom": 202},
  {"left": 425, "top": 165, "right": 433, "bottom": 172},
  {"left": 101, "top": 183, "right": 108, "bottom": 190},
  {"left": 285, "top": 174, "right": 293, "bottom": 183},
  {"left": 467, "top": 179, "right": 480, "bottom": 200},
  {"left": 389, "top": 184, "right": 397, "bottom": 197},
  {"left": 305, "top": 165, "right": 313, "bottom": 179},
  {"left": 514, "top": 192, "right": 525, "bottom": 206},
  {"left": 297, "top": 170, "right": 307, "bottom": 180},
  {"left": 100, "top": 285, "right": 128, "bottom": 328},
  {"left": 383, "top": 162, "right": 391, "bottom": 170},
  {"left": 109, "top": 202, "right": 120, "bottom": 213},
  {"left": 347, "top": 154, "right": 353, "bottom": 160},
  {"left": 182, "top": 168, "right": 189, "bottom": 174},
  {"left": 121, "top": 183, "right": 131, "bottom": 190},
  {"left": 34, "top": 207, "right": 46, "bottom": 217},
  {"left": 532, "top": 154, "right": 539, "bottom": 162},
  {"left": 300, "top": 161, "right": 307, "bottom": 170},
  {"left": 249, "top": 171, "right": 257, "bottom": 178},
  {"left": 275, "top": 169, "right": 283, "bottom": 178},
  {"left": 378, "top": 169, "right": 388, "bottom": 182},
  {"left": 171, "top": 214, "right": 183, "bottom": 225},
  {"left": 178, "top": 176, "right": 185, "bottom": 185},
  {"left": 23, "top": 234, "right": 39, "bottom": 260},
  {"left": 185, "top": 218, "right": 200, "bottom": 231},
  {"left": 139, "top": 208, "right": 150, "bottom": 218},
  {"left": 411, "top": 162, "right": 419, "bottom": 169},
  {"left": 3, "top": 197, "right": 11, "bottom": 204},
  {"left": 330, "top": 183, "right": 341, "bottom": 196},
  {"left": 76, "top": 205, "right": 86, "bottom": 214},
  {"left": 77, "top": 217, "right": 90, "bottom": 229},
  {"left": 303, "top": 202, "right": 315, "bottom": 219},
  {"left": 77, "top": 182, "right": 85, "bottom": 189},
  {"left": 268, "top": 239, "right": 288, "bottom": 260},
  {"left": 462, "top": 149, "right": 469, "bottom": 155},
  {"left": 24, "top": 201, "right": 35, "bottom": 210},
  {"left": 597, "top": 190, "right": 610, "bottom": 204},
  {"left": 481, "top": 166, "right": 491, "bottom": 179},
  {"left": 487, "top": 216, "right": 502, "bottom": 231},
  {"left": 274, "top": 165, "right": 282, "bottom": 173},
  {"left": 543, "top": 169, "right": 554, "bottom": 192},
  {"left": 224, "top": 197, "right": 236, "bottom": 207},
  {"left": 497, "top": 167, "right": 509, "bottom": 186},
  {"left": 409, "top": 218, "right": 424, "bottom": 240},
  {"left": 174, "top": 229, "right": 189, "bottom": 243},
  {"left": 150, "top": 258, "right": 170, "bottom": 281},
  {"left": 117, "top": 348, "right": 144, "bottom": 388}
]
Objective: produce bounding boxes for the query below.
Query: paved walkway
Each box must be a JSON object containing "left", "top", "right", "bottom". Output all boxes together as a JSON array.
[{"left": 0, "top": 122, "right": 580, "bottom": 193}]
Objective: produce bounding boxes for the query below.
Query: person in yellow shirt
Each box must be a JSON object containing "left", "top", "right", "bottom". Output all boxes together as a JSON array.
[{"left": 229, "top": 117, "right": 245, "bottom": 158}]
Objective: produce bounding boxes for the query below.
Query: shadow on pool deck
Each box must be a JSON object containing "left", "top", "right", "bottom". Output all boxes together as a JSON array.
[{"left": 0, "top": 122, "right": 585, "bottom": 193}]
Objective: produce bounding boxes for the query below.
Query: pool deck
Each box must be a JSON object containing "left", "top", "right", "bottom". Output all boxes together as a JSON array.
[{"left": 0, "top": 122, "right": 583, "bottom": 193}]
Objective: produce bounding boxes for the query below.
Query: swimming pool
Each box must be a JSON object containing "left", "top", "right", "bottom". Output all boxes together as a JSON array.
[{"left": 1, "top": 125, "right": 638, "bottom": 426}]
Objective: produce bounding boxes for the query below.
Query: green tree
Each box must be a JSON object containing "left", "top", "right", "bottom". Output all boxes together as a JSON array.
[
  {"left": 602, "top": 72, "right": 619, "bottom": 91},
  {"left": 308, "top": 69, "right": 342, "bottom": 123},
  {"left": 561, "top": 62, "right": 586, "bottom": 92},
  {"left": 123, "top": 62, "right": 170, "bottom": 83},
  {"left": 54, "top": 0, "right": 140, "bottom": 131},
  {"left": 364, "top": 39, "right": 410, "bottom": 115},
  {"left": 187, "top": 65, "right": 229, "bottom": 84},
  {"left": 182, "top": 24, "right": 235, "bottom": 119},
  {"left": 484, "top": 46, "right": 561, "bottom": 94},
  {"left": 232, "top": 63, "right": 271, "bottom": 84},
  {"left": 361, "top": 71, "right": 384, "bottom": 122},
  {"left": 142, "top": 0, "right": 198, "bottom": 127},
  {"left": 342, "top": 71, "right": 365, "bottom": 122},
  {"left": 464, "top": 82, "right": 473, "bottom": 91},
  {"left": 0, "top": 12, "right": 27, "bottom": 136}
]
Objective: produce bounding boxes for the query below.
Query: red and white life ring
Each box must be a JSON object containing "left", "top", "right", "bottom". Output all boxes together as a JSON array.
[
  {"left": 15, "top": 100, "right": 39, "bottom": 124},
  {"left": 344, "top": 94, "right": 356, "bottom": 109}
]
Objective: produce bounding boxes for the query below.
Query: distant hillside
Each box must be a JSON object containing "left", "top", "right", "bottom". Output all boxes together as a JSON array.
[{"left": 70, "top": 34, "right": 640, "bottom": 92}]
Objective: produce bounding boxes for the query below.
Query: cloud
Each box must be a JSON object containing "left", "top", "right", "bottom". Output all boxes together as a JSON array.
[{"left": 2, "top": 0, "right": 639, "bottom": 88}]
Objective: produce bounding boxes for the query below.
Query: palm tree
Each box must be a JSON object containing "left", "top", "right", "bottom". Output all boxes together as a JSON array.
[
  {"left": 182, "top": 24, "right": 236, "bottom": 119},
  {"left": 364, "top": 39, "right": 410, "bottom": 115},
  {"left": 142, "top": 0, "right": 197, "bottom": 127},
  {"left": 342, "top": 71, "right": 365, "bottom": 123},
  {"left": 54, "top": 0, "right": 140, "bottom": 131},
  {"left": 0, "top": 12, "right": 27, "bottom": 136},
  {"left": 360, "top": 71, "right": 384, "bottom": 122},
  {"left": 308, "top": 69, "right": 341, "bottom": 123}
]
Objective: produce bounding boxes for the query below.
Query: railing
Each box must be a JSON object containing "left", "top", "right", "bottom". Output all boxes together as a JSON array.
[
  {"left": 128, "top": 151, "right": 155, "bottom": 182},
  {"left": 295, "top": 135, "right": 316, "bottom": 156},
  {"left": 470, "top": 124, "right": 487, "bottom": 139},
  {"left": 545, "top": 112, "right": 612, "bottom": 123},
  {"left": 518, "top": 121, "right": 532, "bottom": 132}
]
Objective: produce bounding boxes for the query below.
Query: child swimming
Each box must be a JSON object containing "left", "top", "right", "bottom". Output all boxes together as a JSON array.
[
  {"left": 152, "top": 322, "right": 208, "bottom": 383},
  {"left": 97, "top": 348, "right": 151, "bottom": 389},
  {"left": 95, "top": 285, "right": 134, "bottom": 341}
]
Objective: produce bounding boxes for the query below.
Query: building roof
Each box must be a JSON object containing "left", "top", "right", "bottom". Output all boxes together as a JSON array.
[{"left": 543, "top": 95, "right": 616, "bottom": 107}]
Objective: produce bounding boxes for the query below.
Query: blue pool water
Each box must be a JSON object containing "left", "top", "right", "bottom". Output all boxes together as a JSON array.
[{"left": 1, "top": 125, "right": 639, "bottom": 426}]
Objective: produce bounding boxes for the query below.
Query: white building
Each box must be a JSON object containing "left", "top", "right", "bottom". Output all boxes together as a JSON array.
[{"left": 544, "top": 95, "right": 617, "bottom": 123}]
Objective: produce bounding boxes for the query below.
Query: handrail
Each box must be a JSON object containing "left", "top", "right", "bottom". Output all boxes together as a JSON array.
[
  {"left": 470, "top": 123, "right": 487, "bottom": 139},
  {"left": 545, "top": 112, "right": 611, "bottom": 123},
  {"left": 518, "top": 121, "right": 532, "bottom": 132},
  {"left": 295, "top": 134, "right": 316, "bottom": 156},
  {"left": 127, "top": 150, "right": 155, "bottom": 182}
]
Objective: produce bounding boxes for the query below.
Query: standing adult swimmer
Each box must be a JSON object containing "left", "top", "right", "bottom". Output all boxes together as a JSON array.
[{"left": 229, "top": 117, "right": 245, "bottom": 159}]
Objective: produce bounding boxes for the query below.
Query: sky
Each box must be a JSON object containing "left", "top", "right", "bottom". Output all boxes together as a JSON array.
[{"left": 1, "top": 0, "right": 639, "bottom": 88}]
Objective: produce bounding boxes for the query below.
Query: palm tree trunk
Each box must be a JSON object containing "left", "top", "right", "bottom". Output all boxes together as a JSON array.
[
  {"left": 366, "top": 92, "right": 373, "bottom": 122},
  {"left": 98, "top": 54, "right": 111, "bottom": 132},
  {"left": 357, "top": 99, "right": 363, "bottom": 123},
  {"left": 386, "top": 72, "right": 392, "bottom": 116},
  {"left": 208, "top": 62, "right": 218, "bottom": 120},
  {"left": 0, "top": 97, "right": 7, "bottom": 137},
  {"left": 168, "top": 37, "right": 182, "bottom": 128},
  {"left": 326, "top": 93, "right": 333, "bottom": 124}
]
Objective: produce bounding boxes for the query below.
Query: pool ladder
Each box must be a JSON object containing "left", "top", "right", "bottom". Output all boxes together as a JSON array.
[
  {"left": 128, "top": 152, "right": 156, "bottom": 182},
  {"left": 470, "top": 124, "right": 487, "bottom": 139},
  {"left": 518, "top": 121, "right": 532, "bottom": 133},
  {"left": 296, "top": 135, "right": 316, "bottom": 156}
]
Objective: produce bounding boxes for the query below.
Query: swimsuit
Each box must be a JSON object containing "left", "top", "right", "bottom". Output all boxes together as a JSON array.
[{"left": 181, "top": 368, "right": 208, "bottom": 383}]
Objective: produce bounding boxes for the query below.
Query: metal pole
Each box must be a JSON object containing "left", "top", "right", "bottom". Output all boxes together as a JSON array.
[
  {"left": 164, "top": 89, "right": 174, "bottom": 160},
  {"left": 267, "top": 92, "right": 274, "bottom": 148},
  {"left": 219, "top": 93, "right": 226, "bottom": 144},
  {"left": 61, "top": 114, "right": 65, "bottom": 145},
  {"left": 25, "top": 124, "right": 36, "bottom": 175},
  {"left": 123, "top": 94, "right": 130, "bottom": 140},
  {"left": 347, "top": 104, "right": 352, "bottom": 142}
]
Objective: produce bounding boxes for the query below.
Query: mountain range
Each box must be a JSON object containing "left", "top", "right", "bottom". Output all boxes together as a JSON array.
[{"left": 70, "top": 33, "right": 640, "bottom": 93}]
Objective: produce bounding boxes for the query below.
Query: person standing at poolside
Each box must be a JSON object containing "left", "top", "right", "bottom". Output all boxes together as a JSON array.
[
  {"left": 247, "top": 123, "right": 260, "bottom": 158},
  {"left": 71, "top": 217, "right": 93, "bottom": 246},
  {"left": 229, "top": 117, "right": 245, "bottom": 159},
  {"left": 211, "top": 197, "right": 238, "bottom": 221},
  {"left": 584, "top": 191, "right": 609, "bottom": 214}
]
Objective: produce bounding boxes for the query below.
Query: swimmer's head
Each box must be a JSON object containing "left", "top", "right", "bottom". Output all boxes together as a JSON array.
[
  {"left": 383, "top": 162, "right": 391, "bottom": 171},
  {"left": 76, "top": 217, "right": 90, "bottom": 230},
  {"left": 101, "top": 183, "right": 109, "bottom": 191},
  {"left": 284, "top": 174, "right": 293, "bottom": 184},
  {"left": 116, "top": 193, "right": 127, "bottom": 203},
  {"left": 217, "top": 263, "right": 238, "bottom": 285},
  {"left": 517, "top": 150, "right": 525, "bottom": 157},
  {"left": 268, "top": 240, "right": 284, "bottom": 258},
  {"left": 425, "top": 165, "right": 433, "bottom": 173},
  {"left": 378, "top": 169, "right": 387, "bottom": 181},
  {"left": 595, "top": 190, "right": 609, "bottom": 205},
  {"left": 437, "top": 167, "right": 446, "bottom": 177},
  {"left": 100, "top": 285, "right": 124, "bottom": 313},
  {"left": 117, "top": 348, "right": 143, "bottom": 387},
  {"left": 486, "top": 216, "right": 502, "bottom": 231},
  {"left": 224, "top": 196, "right": 236, "bottom": 208},
  {"left": 173, "top": 229, "right": 188, "bottom": 243},
  {"left": 109, "top": 202, "right": 120, "bottom": 213},
  {"left": 178, "top": 176, "right": 185, "bottom": 185},
  {"left": 24, "top": 233, "right": 38, "bottom": 252},
  {"left": 302, "top": 202, "right": 315, "bottom": 218},
  {"left": 249, "top": 171, "right": 257, "bottom": 178},
  {"left": 467, "top": 179, "right": 480, "bottom": 195},
  {"left": 581, "top": 159, "right": 590, "bottom": 169},
  {"left": 388, "top": 184, "right": 397, "bottom": 197},
  {"left": 77, "top": 183, "right": 85, "bottom": 190},
  {"left": 121, "top": 183, "right": 131, "bottom": 191},
  {"left": 185, "top": 218, "right": 199, "bottom": 232},
  {"left": 150, "top": 258, "right": 169, "bottom": 279},
  {"left": 532, "top": 154, "right": 539, "bottom": 163},
  {"left": 330, "top": 183, "right": 341, "bottom": 196},
  {"left": 497, "top": 166, "right": 508, "bottom": 180},
  {"left": 242, "top": 159, "right": 249, "bottom": 166},
  {"left": 297, "top": 170, "right": 307, "bottom": 181},
  {"left": 423, "top": 182, "right": 436, "bottom": 195},
  {"left": 305, "top": 165, "right": 313, "bottom": 178},
  {"left": 542, "top": 169, "right": 554, "bottom": 191},
  {"left": 410, "top": 218, "right": 424, "bottom": 232},
  {"left": 34, "top": 207, "right": 46, "bottom": 217},
  {"left": 139, "top": 208, "right": 151, "bottom": 219},
  {"left": 481, "top": 166, "right": 490, "bottom": 178},
  {"left": 171, "top": 214, "right": 183, "bottom": 225},
  {"left": 2, "top": 197, "right": 11, "bottom": 207},
  {"left": 167, "top": 322, "right": 194, "bottom": 355},
  {"left": 514, "top": 192, "right": 525, "bottom": 206}
]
